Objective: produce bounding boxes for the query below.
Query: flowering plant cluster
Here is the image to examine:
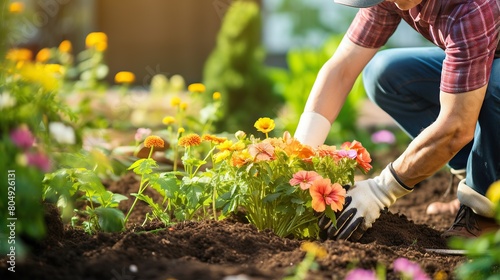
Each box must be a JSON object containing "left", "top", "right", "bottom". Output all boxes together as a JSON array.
[{"left": 206, "top": 117, "right": 372, "bottom": 238}]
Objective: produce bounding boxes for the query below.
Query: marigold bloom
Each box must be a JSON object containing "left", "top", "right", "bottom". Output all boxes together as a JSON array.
[
  {"left": 86, "top": 32, "right": 108, "bottom": 51},
  {"left": 59, "top": 40, "right": 72, "bottom": 53},
  {"left": 144, "top": 135, "right": 165, "bottom": 148},
  {"left": 188, "top": 83, "right": 206, "bottom": 93},
  {"left": 341, "top": 140, "right": 372, "bottom": 173},
  {"left": 9, "top": 2, "right": 24, "bottom": 13},
  {"left": 212, "top": 91, "right": 221, "bottom": 100},
  {"left": 170, "top": 96, "right": 181, "bottom": 107},
  {"left": 248, "top": 142, "right": 275, "bottom": 162},
  {"left": 486, "top": 180, "right": 500, "bottom": 205},
  {"left": 202, "top": 134, "right": 227, "bottom": 144},
  {"left": 6, "top": 48, "right": 32, "bottom": 62},
  {"left": 290, "top": 171, "right": 322, "bottom": 190},
  {"left": 254, "top": 117, "right": 275, "bottom": 134},
  {"left": 309, "top": 178, "right": 346, "bottom": 212},
  {"left": 162, "top": 116, "right": 176, "bottom": 125},
  {"left": 178, "top": 133, "right": 202, "bottom": 147},
  {"left": 114, "top": 71, "right": 135, "bottom": 84},
  {"left": 36, "top": 48, "right": 51, "bottom": 63}
]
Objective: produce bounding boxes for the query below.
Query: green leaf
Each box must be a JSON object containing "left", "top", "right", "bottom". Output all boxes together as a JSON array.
[
  {"left": 95, "top": 207, "right": 125, "bottom": 232},
  {"left": 263, "top": 192, "right": 281, "bottom": 203},
  {"left": 129, "top": 158, "right": 157, "bottom": 175}
]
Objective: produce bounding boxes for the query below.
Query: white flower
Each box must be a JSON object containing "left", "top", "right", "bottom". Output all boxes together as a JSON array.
[
  {"left": 49, "top": 122, "right": 76, "bottom": 144},
  {"left": 0, "top": 91, "right": 16, "bottom": 110}
]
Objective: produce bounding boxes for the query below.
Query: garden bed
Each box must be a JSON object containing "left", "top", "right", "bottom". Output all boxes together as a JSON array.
[{"left": 0, "top": 169, "right": 465, "bottom": 280}]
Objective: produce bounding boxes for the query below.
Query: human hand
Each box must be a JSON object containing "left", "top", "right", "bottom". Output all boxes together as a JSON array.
[{"left": 320, "top": 163, "right": 413, "bottom": 241}]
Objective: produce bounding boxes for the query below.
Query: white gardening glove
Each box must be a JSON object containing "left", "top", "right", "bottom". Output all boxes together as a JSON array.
[
  {"left": 294, "top": 111, "right": 331, "bottom": 148},
  {"left": 327, "top": 163, "right": 413, "bottom": 241}
]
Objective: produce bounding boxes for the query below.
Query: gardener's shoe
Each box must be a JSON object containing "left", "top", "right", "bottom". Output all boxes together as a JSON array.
[
  {"left": 442, "top": 205, "right": 499, "bottom": 238},
  {"left": 442, "top": 180, "right": 498, "bottom": 239}
]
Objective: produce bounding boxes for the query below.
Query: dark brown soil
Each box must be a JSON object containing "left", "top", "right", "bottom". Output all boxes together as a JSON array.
[{"left": 0, "top": 170, "right": 466, "bottom": 280}]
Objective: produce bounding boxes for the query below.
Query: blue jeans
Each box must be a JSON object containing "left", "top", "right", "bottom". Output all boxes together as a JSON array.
[{"left": 363, "top": 47, "right": 500, "bottom": 195}]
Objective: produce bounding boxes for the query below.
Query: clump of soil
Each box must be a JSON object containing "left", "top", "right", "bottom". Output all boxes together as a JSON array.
[{"left": 0, "top": 170, "right": 466, "bottom": 280}]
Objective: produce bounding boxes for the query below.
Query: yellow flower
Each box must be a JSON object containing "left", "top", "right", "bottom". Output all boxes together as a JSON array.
[
  {"left": 177, "top": 127, "right": 185, "bottom": 135},
  {"left": 216, "top": 140, "right": 234, "bottom": 152},
  {"left": 188, "top": 83, "right": 206, "bottom": 93},
  {"left": 114, "top": 71, "right": 135, "bottom": 84},
  {"left": 178, "top": 133, "right": 202, "bottom": 147},
  {"left": 254, "top": 117, "right": 275, "bottom": 134},
  {"left": 486, "top": 180, "right": 500, "bottom": 205},
  {"left": 162, "top": 116, "right": 176, "bottom": 125},
  {"left": 170, "top": 96, "right": 181, "bottom": 107},
  {"left": 212, "top": 91, "right": 221, "bottom": 100},
  {"left": 18, "top": 63, "right": 60, "bottom": 91},
  {"left": 86, "top": 32, "right": 108, "bottom": 51},
  {"left": 214, "top": 150, "right": 231, "bottom": 163},
  {"left": 180, "top": 102, "right": 188, "bottom": 110},
  {"left": 144, "top": 135, "right": 165, "bottom": 148},
  {"left": 6, "top": 48, "right": 32, "bottom": 62},
  {"left": 36, "top": 48, "right": 51, "bottom": 63},
  {"left": 9, "top": 2, "right": 24, "bottom": 14},
  {"left": 300, "top": 242, "right": 327, "bottom": 259},
  {"left": 45, "top": 64, "right": 64, "bottom": 75},
  {"left": 230, "top": 141, "right": 246, "bottom": 151},
  {"left": 58, "top": 40, "right": 72, "bottom": 53}
]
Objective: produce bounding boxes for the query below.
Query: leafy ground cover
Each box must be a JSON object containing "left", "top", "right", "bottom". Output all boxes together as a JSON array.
[{"left": 0, "top": 169, "right": 465, "bottom": 280}]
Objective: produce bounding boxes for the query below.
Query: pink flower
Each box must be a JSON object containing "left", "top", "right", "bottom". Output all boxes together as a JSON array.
[
  {"left": 341, "top": 140, "right": 372, "bottom": 173},
  {"left": 248, "top": 142, "right": 275, "bottom": 162},
  {"left": 289, "top": 171, "right": 321, "bottom": 190},
  {"left": 371, "top": 129, "right": 395, "bottom": 144},
  {"left": 309, "top": 178, "right": 346, "bottom": 212},
  {"left": 345, "top": 268, "right": 377, "bottom": 280},
  {"left": 393, "top": 258, "right": 430, "bottom": 280},
  {"left": 337, "top": 149, "right": 357, "bottom": 159},
  {"left": 10, "top": 126, "right": 35, "bottom": 149},
  {"left": 26, "top": 152, "right": 51, "bottom": 172},
  {"left": 134, "top": 128, "right": 152, "bottom": 142}
]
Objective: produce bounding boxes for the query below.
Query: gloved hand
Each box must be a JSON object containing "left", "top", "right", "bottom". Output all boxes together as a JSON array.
[{"left": 323, "top": 163, "right": 413, "bottom": 241}]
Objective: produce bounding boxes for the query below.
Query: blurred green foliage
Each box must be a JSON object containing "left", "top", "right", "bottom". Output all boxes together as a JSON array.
[
  {"left": 203, "top": 0, "right": 283, "bottom": 133},
  {"left": 270, "top": 35, "right": 367, "bottom": 145}
]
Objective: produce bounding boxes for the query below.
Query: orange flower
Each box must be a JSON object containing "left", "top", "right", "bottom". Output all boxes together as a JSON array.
[
  {"left": 36, "top": 48, "right": 51, "bottom": 63},
  {"left": 178, "top": 133, "right": 202, "bottom": 147},
  {"left": 6, "top": 48, "right": 32, "bottom": 62},
  {"left": 254, "top": 117, "right": 275, "bottom": 134},
  {"left": 316, "top": 145, "right": 338, "bottom": 158},
  {"left": 188, "top": 83, "right": 206, "bottom": 93},
  {"left": 144, "top": 135, "right": 165, "bottom": 148},
  {"left": 231, "top": 150, "right": 252, "bottom": 167},
  {"left": 86, "top": 32, "right": 108, "bottom": 51},
  {"left": 282, "top": 132, "right": 315, "bottom": 159},
  {"left": 202, "top": 134, "right": 227, "bottom": 144},
  {"left": 289, "top": 171, "right": 322, "bottom": 190},
  {"left": 58, "top": 40, "right": 72, "bottom": 53},
  {"left": 114, "top": 71, "right": 135, "bottom": 84},
  {"left": 309, "top": 178, "right": 346, "bottom": 212},
  {"left": 248, "top": 142, "right": 275, "bottom": 162},
  {"left": 341, "top": 140, "right": 372, "bottom": 173}
]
